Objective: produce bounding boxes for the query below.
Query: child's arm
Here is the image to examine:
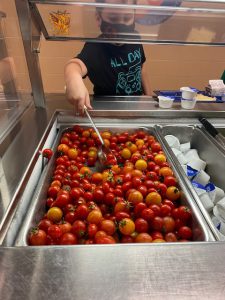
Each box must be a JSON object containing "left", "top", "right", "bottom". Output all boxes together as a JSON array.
[
  {"left": 64, "top": 58, "right": 93, "bottom": 115},
  {"left": 141, "top": 63, "right": 151, "bottom": 96}
]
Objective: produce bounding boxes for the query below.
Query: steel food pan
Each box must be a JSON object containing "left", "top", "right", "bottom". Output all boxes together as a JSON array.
[
  {"left": 15, "top": 124, "right": 212, "bottom": 245},
  {"left": 156, "top": 124, "right": 225, "bottom": 240}
]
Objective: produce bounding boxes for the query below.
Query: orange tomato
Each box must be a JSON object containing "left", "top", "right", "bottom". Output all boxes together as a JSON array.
[
  {"left": 87, "top": 210, "right": 103, "bottom": 224},
  {"left": 100, "top": 220, "right": 116, "bottom": 236},
  {"left": 122, "top": 165, "right": 134, "bottom": 174},
  {"left": 88, "top": 150, "right": 97, "bottom": 159},
  {"left": 135, "top": 233, "right": 152, "bottom": 243},
  {"left": 89, "top": 146, "right": 98, "bottom": 152},
  {"left": 159, "top": 167, "right": 174, "bottom": 177},
  {"left": 67, "top": 148, "right": 78, "bottom": 159},
  {"left": 51, "top": 180, "right": 62, "bottom": 187},
  {"left": 57, "top": 143, "right": 69, "bottom": 154},
  {"left": 128, "top": 190, "right": 143, "bottom": 205},
  {"left": 131, "top": 169, "right": 143, "bottom": 177},
  {"left": 119, "top": 218, "right": 135, "bottom": 235},
  {"left": 121, "top": 148, "right": 132, "bottom": 159},
  {"left": 80, "top": 166, "right": 92, "bottom": 176},
  {"left": 145, "top": 192, "right": 162, "bottom": 205},
  {"left": 152, "top": 238, "right": 166, "bottom": 243},
  {"left": 92, "top": 172, "right": 103, "bottom": 184},
  {"left": 101, "top": 131, "right": 111, "bottom": 139},
  {"left": 47, "top": 207, "right": 63, "bottom": 222},
  {"left": 154, "top": 154, "right": 167, "bottom": 166},
  {"left": 136, "top": 139, "right": 145, "bottom": 149},
  {"left": 82, "top": 130, "right": 90, "bottom": 138},
  {"left": 135, "top": 159, "right": 147, "bottom": 171},
  {"left": 111, "top": 164, "right": 121, "bottom": 174},
  {"left": 103, "top": 138, "right": 110, "bottom": 148},
  {"left": 126, "top": 142, "right": 138, "bottom": 153},
  {"left": 166, "top": 186, "right": 181, "bottom": 201}
]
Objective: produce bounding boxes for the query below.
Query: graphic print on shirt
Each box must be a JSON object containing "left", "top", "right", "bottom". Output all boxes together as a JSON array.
[{"left": 111, "top": 48, "right": 142, "bottom": 95}]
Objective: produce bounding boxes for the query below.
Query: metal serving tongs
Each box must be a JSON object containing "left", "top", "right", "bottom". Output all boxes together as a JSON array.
[{"left": 84, "top": 105, "right": 112, "bottom": 167}]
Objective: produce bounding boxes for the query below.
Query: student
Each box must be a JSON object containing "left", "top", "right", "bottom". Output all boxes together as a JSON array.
[{"left": 65, "top": 0, "right": 151, "bottom": 115}]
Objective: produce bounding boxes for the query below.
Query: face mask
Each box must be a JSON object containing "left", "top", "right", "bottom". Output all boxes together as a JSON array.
[{"left": 100, "top": 19, "right": 135, "bottom": 39}]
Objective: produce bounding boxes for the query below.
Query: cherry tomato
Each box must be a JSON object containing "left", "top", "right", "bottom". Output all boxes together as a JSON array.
[
  {"left": 60, "top": 233, "right": 77, "bottom": 245},
  {"left": 141, "top": 208, "right": 155, "bottom": 222},
  {"left": 135, "top": 233, "right": 152, "bottom": 243},
  {"left": 88, "top": 224, "right": 98, "bottom": 238},
  {"left": 38, "top": 219, "right": 53, "bottom": 232},
  {"left": 135, "top": 218, "right": 149, "bottom": 233},
  {"left": 160, "top": 204, "right": 172, "bottom": 217},
  {"left": 177, "top": 206, "right": 192, "bottom": 222},
  {"left": 71, "top": 220, "right": 86, "bottom": 238},
  {"left": 59, "top": 221, "right": 72, "bottom": 234},
  {"left": 119, "top": 218, "right": 135, "bottom": 235},
  {"left": 165, "top": 232, "right": 177, "bottom": 242},
  {"left": 178, "top": 226, "right": 193, "bottom": 240},
  {"left": 47, "top": 207, "right": 63, "bottom": 222},
  {"left": 145, "top": 192, "right": 162, "bottom": 206},
  {"left": 164, "top": 176, "right": 177, "bottom": 187},
  {"left": 162, "top": 216, "right": 175, "bottom": 233},
  {"left": 87, "top": 210, "right": 103, "bottom": 224},
  {"left": 47, "top": 185, "right": 60, "bottom": 198},
  {"left": 128, "top": 190, "right": 143, "bottom": 205},
  {"left": 166, "top": 186, "right": 181, "bottom": 201},
  {"left": 100, "top": 220, "right": 116, "bottom": 236},
  {"left": 29, "top": 228, "right": 47, "bottom": 246},
  {"left": 48, "top": 225, "right": 63, "bottom": 239},
  {"left": 42, "top": 148, "right": 53, "bottom": 160}
]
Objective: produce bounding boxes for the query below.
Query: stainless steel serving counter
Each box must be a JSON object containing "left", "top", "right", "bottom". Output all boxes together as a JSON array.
[
  {"left": 1, "top": 243, "right": 225, "bottom": 300},
  {"left": 1, "top": 95, "right": 225, "bottom": 299}
]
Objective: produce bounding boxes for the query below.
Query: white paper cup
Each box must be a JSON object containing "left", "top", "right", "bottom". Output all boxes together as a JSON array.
[
  {"left": 213, "top": 205, "right": 225, "bottom": 223},
  {"left": 185, "top": 149, "right": 200, "bottom": 162},
  {"left": 212, "top": 216, "right": 225, "bottom": 236},
  {"left": 181, "top": 98, "right": 197, "bottom": 110},
  {"left": 193, "top": 170, "right": 210, "bottom": 186},
  {"left": 199, "top": 192, "right": 214, "bottom": 212},
  {"left": 188, "top": 158, "right": 206, "bottom": 171},
  {"left": 180, "top": 87, "right": 197, "bottom": 100},
  {"left": 165, "top": 135, "right": 180, "bottom": 149},
  {"left": 158, "top": 96, "right": 174, "bottom": 109},
  {"left": 180, "top": 142, "right": 191, "bottom": 153},
  {"left": 171, "top": 148, "right": 181, "bottom": 156},
  {"left": 177, "top": 152, "right": 188, "bottom": 164},
  {"left": 214, "top": 187, "right": 225, "bottom": 204},
  {"left": 216, "top": 198, "right": 225, "bottom": 220}
]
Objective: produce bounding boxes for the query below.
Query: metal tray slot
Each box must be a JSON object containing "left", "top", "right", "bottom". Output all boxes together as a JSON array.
[
  {"left": 12, "top": 124, "right": 212, "bottom": 245},
  {"left": 155, "top": 124, "right": 225, "bottom": 241}
]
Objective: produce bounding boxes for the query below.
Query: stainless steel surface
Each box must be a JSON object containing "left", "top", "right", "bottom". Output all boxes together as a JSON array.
[
  {"left": 10, "top": 123, "right": 212, "bottom": 246},
  {"left": 1, "top": 98, "right": 225, "bottom": 298},
  {"left": 15, "top": 0, "right": 45, "bottom": 108},
  {"left": 201, "top": 126, "right": 225, "bottom": 155},
  {"left": 156, "top": 125, "right": 225, "bottom": 240},
  {"left": 1, "top": 243, "right": 225, "bottom": 300}
]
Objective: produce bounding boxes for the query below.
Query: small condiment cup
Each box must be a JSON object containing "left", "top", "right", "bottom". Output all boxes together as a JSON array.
[
  {"left": 180, "top": 87, "right": 198, "bottom": 100},
  {"left": 165, "top": 135, "right": 180, "bottom": 149},
  {"left": 158, "top": 96, "right": 174, "bottom": 109}
]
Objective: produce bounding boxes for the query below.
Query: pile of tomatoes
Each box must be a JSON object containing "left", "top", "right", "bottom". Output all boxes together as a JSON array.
[{"left": 28, "top": 125, "right": 194, "bottom": 246}]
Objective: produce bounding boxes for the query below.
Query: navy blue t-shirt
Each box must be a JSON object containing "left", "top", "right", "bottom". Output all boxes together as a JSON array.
[{"left": 77, "top": 43, "right": 146, "bottom": 96}]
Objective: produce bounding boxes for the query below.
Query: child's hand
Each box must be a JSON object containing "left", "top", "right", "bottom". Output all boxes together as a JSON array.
[{"left": 66, "top": 76, "right": 92, "bottom": 115}]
